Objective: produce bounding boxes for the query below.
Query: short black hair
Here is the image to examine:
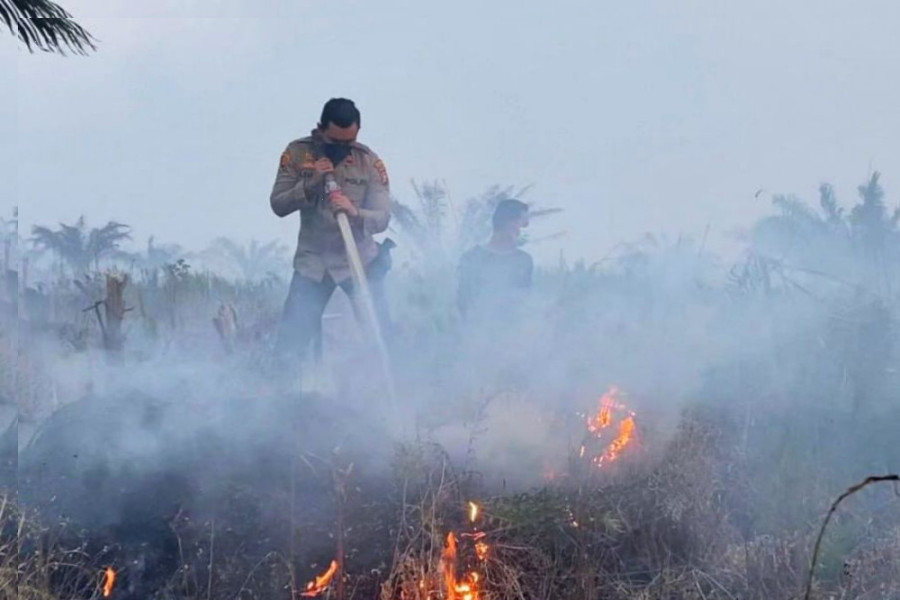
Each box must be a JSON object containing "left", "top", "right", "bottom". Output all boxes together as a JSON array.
[
  {"left": 492, "top": 199, "right": 529, "bottom": 230},
  {"left": 319, "top": 98, "right": 361, "bottom": 129}
]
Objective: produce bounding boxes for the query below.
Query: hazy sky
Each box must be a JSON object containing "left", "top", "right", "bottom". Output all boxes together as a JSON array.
[{"left": 7, "top": 0, "right": 900, "bottom": 264}]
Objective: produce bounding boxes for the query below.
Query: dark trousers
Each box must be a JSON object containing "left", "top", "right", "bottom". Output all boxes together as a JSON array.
[{"left": 275, "top": 270, "right": 392, "bottom": 362}]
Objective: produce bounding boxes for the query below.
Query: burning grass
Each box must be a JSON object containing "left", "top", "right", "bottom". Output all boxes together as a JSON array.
[
  {"left": 377, "top": 407, "right": 900, "bottom": 600},
  {"left": 581, "top": 386, "right": 638, "bottom": 468},
  {"left": 6, "top": 387, "right": 900, "bottom": 600}
]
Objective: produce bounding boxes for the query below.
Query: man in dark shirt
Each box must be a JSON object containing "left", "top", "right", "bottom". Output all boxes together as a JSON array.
[{"left": 457, "top": 199, "right": 533, "bottom": 318}]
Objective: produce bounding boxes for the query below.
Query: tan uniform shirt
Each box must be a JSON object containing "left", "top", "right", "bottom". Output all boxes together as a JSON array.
[{"left": 270, "top": 132, "right": 391, "bottom": 283}]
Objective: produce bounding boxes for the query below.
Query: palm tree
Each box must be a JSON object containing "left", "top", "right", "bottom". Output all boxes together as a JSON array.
[
  {"left": 2, "top": 0, "right": 96, "bottom": 54},
  {"left": 391, "top": 181, "right": 564, "bottom": 260},
  {"left": 848, "top": 172, "right": 898, "bottom": 258},
  {"left": 143, "top": 236, "right": 187, "bottom": 269},
  {"left": 31, "top": 216, "right": 131, "bottom": 275},
  {"left": 390, "top": 180, "right": 453, "bottom": 260},
  {"left": 115, "top": 235, "right": 187, "bottom": 270},
  {"left": 748, "top": 172, "right": 899, "bottom": 295},
  {"left": 753, "top": 179, "right": 898, "bottom": 317},
  {"left": 202, "top": 237, "right": 289, "bottom": 281}
]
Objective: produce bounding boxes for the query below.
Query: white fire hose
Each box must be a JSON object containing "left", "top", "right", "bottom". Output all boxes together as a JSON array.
[{"left": 325, "top": 174, "right": 398, "bottom": 414}]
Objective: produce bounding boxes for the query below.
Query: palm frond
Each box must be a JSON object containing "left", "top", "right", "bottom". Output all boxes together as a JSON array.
[
  {"left": 528, "top": 207, "right": 565, "bottom": 220},
  {"left": 203, "top": 237, "right": 288, "bottom": 280},
  {"left": 411, "top": 179, "right": 448, "bottom": 239},
  {"left": 30, "top": 216, "right": 131, "bottom": 273},
  {"left": 29, "top": 225, "right": 61, "bottom": 251},
  {"left": 515, "top": 183, "right": 535, "bottom": 198},
  {"left": 524, "top": 230, "right": 567, "bottom": 246},
  {"left": 390, "top": 199, "right": 430, "bottom": 250},
  {"left": 772, "top": 194, "right": 822, "bottom": 225},
  {"left": 390, "top": 199, "right": 424, "bottom": 233},
  {"left": 850, "top": 172, "right": 888, "bottom": 230},
  {"left": 2, "top": 0, "right": 97, "bottom": 55},
  {"left": 87, "top": 221, "right": 131, "bottom": 261}
]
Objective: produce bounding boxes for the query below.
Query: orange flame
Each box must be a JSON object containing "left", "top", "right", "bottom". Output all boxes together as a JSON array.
[
  {"left": 454, "top": 572, "right": 481, "bottom": 600},
  {"left": 598, "top": 415, "right": 636, "bottom": 465},
  {"left": 441, "top": 532, "right": 483, "bottom": 600},
  {"left": 587, "top": 386, "right": 624, "bottom": 434},
  {"left": 102, "top": 567, "right": 116, "bottom": 598},
  {"left": 584, "top": 386, "right": 638, "bottom": 467},
  {"left": 442, "top": 532, "right": 459, "bottom": 600},
  {"left": 300, "top": 560, "right": 339, "bottom": 597},
  {"left": 468, "top": 501, "right": 479, "bottom": 523}
]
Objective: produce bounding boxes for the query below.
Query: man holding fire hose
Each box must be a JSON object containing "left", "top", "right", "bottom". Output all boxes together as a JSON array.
[{"left": 269, "top": 98, "right": 393, "bottom": 363}]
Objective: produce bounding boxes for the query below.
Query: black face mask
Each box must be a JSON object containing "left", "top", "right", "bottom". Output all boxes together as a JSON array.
[{"left": 322, "top": 143, "right": 352, "bottom": 167}]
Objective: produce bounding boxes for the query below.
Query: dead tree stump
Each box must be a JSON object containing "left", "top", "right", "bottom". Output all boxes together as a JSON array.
[
  {"left": 212, "top": 302, "right": 238, "bottom": 353},
  {"left": 104, "top": 273, "right": 129, "bottom": 352}
]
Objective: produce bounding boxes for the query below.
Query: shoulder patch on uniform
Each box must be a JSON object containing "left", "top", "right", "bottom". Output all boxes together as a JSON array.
[
  {"left": 373, "top": 158, "right": 389, "bottom": 186},
  {"left": 285, "top": 139, "right": 317, "bottom": 169},
  {"left": 279, "top": 150, "right": 293, "bottom": 171}
]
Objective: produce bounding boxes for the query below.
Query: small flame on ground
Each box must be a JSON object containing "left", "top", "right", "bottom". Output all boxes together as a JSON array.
[
  {"left": 454, "top": 572, "right": 481, "bottom": 600},
  {"left": 442, "top": 532, "right": 484, "bottom": 600},
  {"left": 300, "top": 560, "right": 339, "bottom": 597},
  {"left": 596, "top": 415, "right": 636, "bottom": 465},
  {"left": 586, "top": 386, "right": 624, "bottom": 434},
  {"left": 102, "top": 567, "right": 116, "bottom": 598},
  {"left": 442, "top": 532, "right": 459, "bottom": 600},
  {"left": 583, "top": 386, "right": 638, "bottom": 467},
  {"left": 468, "top": 501, "right": 479, "bottom": 523}
]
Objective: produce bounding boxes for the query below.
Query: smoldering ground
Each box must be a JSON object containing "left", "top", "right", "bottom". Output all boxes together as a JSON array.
[
  {"left": 13, "top": 353, "right": 401, "bottom": 598},
  {"left": 6, "top": 174, "right": 900, "bottom": 599}
]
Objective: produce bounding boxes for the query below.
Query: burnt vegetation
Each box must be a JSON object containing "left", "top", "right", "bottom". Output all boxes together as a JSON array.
[{"left": 2, "top": 174, "right": 899, "bottom": 599}]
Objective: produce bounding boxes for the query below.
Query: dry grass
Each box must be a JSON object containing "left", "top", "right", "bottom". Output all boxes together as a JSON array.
[
  {"left": 5, "top": 408, "right": 900, "bottom": 600},
  {"left": 6, "top": 262, "right": 899, "bottom": 599},
  {"left": 1, "top": 493, "right": 106, "bottom": 600},
  {"left": 371, "top": 412, "right": 900, "bottom": 600}
]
